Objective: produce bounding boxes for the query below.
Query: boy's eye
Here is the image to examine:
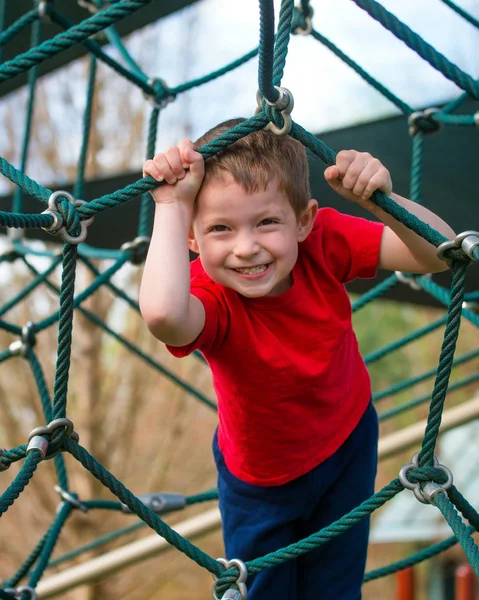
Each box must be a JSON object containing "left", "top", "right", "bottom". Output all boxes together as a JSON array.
[
  {"left": 209, "top": 224, "right": 229, "bottom": 232},
  {"left": 259, "top": 218, "right": 278, "bottom": 226}
]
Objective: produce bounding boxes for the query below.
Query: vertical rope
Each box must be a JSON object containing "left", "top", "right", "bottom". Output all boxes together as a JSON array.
[
  {"left": 272, "top": 0, "right": 294, "bottom": 86},
  {"left": 12, "top": 16, "right": 42, "bottom": 214},
  {"left": 409, "top": 132, "right": 424, "bottom": 204},
  {"left": 419, "top": 261, "right": 469, "bottom": 466},
  {"left": 51, "top": 244, "right": 78, "bottom": 421},
  {"left": 74, "top": 54, "right": 97, "bottom": 200},
  {"left": 137, "top": 106, "right": 159, "bottom": 238},
  {"left": 258, "top": 0, "right": 279, "bottom": 102}
]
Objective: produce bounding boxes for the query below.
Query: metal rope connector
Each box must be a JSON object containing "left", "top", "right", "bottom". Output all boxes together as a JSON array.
[
  {"left": 41, "top": 190, "right": 94, "bottom": 245},
  {"left": 292, "top": 5, "right": 314, "bottom": 35},
  {"left": 394, "top": 271, "right": 431, "bottom": 291},
  {"left": 38, "top": 0, "right": 53, "bottom": 24},
  {"left": 212, "top": 558, "right": 248, "bottom": 600},
  {"left": 9, "top": 321, "right": 36, "bottom": 358},
  {"left": 436, "top": 230, "right": 479, "bottom": 266},
  {"left": 255, "top": 86, "right": 294, "bottom": 137},
  {"left": 4, "top": 587, "right": 37, "bottom": 600},
  {"left": 399, "top": 452, "right": 453, "bottom": 505},
  {"left": 144, "top": 78, "right": 176, "bottom": 110},
  {"left": 408, "top": 107, "right": 441, "bottom": 137},
  {"left": 462, "top": 300, "right": 479, "bottom": 314},
  {"left": 120, "top": 236, "right": 150, "bottom": 265},
  {"left": 121, "top": 492, "right": 186, "bottom": 514},
  {"left": 27, "top": 418, "right": 79, "bottom": 461},
  {"left": 54, "top": 485, "right": 88, "bottom": 513}
]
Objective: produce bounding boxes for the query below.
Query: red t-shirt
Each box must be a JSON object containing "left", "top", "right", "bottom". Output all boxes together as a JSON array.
[{"left": 168, "top": 208, "right": 384, "bottom": 486}]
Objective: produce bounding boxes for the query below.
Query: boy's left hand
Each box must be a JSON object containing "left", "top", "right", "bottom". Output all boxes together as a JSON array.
[{"left": 324, "top": 150, "right": 392, "bottom": 211}]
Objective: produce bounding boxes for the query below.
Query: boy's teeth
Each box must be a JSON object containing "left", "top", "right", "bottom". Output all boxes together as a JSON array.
[{"left": 235, "top": 264, "right": 267, "bottom": 275}]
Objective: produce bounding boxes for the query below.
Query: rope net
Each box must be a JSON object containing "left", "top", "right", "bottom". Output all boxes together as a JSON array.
[{"left": 0, "top": 0, "right": 479, "bottom": 598}]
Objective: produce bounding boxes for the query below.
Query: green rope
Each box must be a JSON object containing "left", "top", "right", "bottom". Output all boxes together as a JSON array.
[
  {"left": 0, "top": 0, "right": 153, "bottom": 84},
  {"left": 1, "top": 0, "right": 479, "bottom": 592}
]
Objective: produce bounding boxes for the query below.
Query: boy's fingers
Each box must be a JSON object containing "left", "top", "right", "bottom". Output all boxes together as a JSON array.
[
  {"left": 142, "top": 159, "right": 164, "bottom": 183},
  {"left": 165, "top": 146, "right": 186, "bottom": 181},
  {"left": 185, "top": 148, "right": 205, "bottom": 180},
  {"left": 152, "top": 153, "right": 176, "bottom": 185},
  {"left": 324, "top": 165, "right": 339, "bottom": 181},
  {"left": 341, "top": 163, "right": 364, "bottom": 192},
  {"left": 335, "top": 150, "right": 358, "bottom": 179},
  {"left": 351, "top": 161, "right": 381, "bottom": 199},
  {"left": 362, "top": 170, "right": 392, "bottom": 199},
  {"left": 178, "top": 139, "right": 196, "bottom": 168}
]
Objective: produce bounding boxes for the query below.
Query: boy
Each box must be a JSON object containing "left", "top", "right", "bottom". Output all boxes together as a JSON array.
[{"left": 139, "top": 118, "right": 455, "bottom": 599}]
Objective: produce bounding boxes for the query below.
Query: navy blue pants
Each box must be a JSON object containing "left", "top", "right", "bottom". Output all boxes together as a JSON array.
[{"left": 213, "top": 402, "right": 378, "bottom": 599}]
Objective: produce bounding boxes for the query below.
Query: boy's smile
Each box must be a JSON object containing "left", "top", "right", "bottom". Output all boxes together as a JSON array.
[{"left": 189, "top": 174, "right": 317, "bottom": 298}]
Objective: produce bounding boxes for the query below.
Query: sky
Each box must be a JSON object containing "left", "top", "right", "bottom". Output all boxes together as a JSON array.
[{"left": 0, "top": 0, "right": 478, "bottom": 193}]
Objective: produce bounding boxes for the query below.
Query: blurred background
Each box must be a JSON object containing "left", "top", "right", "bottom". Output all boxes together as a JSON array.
[{"left": 1, "top": 1, "right": 479, "bottom": 598}]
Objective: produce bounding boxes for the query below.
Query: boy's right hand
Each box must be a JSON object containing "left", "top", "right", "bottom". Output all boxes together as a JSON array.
[{"left": 143, "top": 139, "right": 205, "bottom": 205}]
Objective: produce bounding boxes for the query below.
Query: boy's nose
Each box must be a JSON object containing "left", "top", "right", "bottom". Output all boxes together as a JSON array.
[{"left": 232, "top": 235, "right": 260, "bottom": 258}]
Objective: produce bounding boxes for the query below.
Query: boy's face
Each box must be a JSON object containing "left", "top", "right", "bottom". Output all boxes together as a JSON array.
[{"left": 189, "top": 173, "right": 317, "bottom": 298}]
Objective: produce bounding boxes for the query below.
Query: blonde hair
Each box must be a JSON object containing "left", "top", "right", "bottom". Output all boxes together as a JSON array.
[{"left": 194, "top": 118, "right": 310, "bottom": 216}]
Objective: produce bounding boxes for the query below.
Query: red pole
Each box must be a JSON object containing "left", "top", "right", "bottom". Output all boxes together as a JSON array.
[
  {"left": 395, "top": 567, "right": 415, "bottom": 600},
  {"left": 455, "top": 564, "right": 475, "bottom": 600}
]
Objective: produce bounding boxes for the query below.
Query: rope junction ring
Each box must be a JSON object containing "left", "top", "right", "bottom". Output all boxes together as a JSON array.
[
  {"left": 212, "top": 558, "right": 248, "bottom": 600},
  {"left": 399, "top": 452, "right": 453, "bottom": 505}
]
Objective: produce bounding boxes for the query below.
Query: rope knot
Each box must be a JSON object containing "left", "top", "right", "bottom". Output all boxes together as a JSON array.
[
  {"left": 56, "top": 195, "right": 81, "bottom": 238},
  {"left": 145, "top": 78, "right": 176, "bottom": 110},
  {"left": 408, "top": 108, "right": 441, "bottom": 136},
  {"left": 291, "top": 5, "right": 314, "bottom": 35},
  {"left": 399, "top": 452, "right": 453, "bottom": 504},
  {"left": 255, "top": 86, "right": 294, "bottom": 136},
  {"left": 41, "top": 190, "right": 94, "bottom": 245},
  {"left": 27, "top": 418, "right": 79, "bottom": 461},
  {"left": 212, "top": 558, "right": 248, "bottom": 600},
  {"left": 437, "top": 231, "right": 479, "bottom": 267}
]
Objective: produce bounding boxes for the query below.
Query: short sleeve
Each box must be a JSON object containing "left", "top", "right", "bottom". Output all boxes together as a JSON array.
[
  {"left": 166, "top": 259, "right": 230, "bottom": 358},
  {"left": 310, "top": 208, "right": 384, "bottom": 283}
]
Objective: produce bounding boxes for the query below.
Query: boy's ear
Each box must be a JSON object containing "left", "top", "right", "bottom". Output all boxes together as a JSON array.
[
  {"left": 188, "top": 228, "right": 200, "bottom": 254},
  {"left": 297, "top": 199, "right": 318, "bottom": 242}
]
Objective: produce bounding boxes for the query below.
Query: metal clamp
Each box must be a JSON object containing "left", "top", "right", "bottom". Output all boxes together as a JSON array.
[
  {"left": 77, "top": 0, "right": 113, "bottom": 13},
  {"left": 54, "top": 485, "right": 88, "bottom": 512},
  {"left": 292, "top": 5, "right": 314, "bottom": 35},
  {"left": 41, "top": 190, "right": 94, "bottom": 245},
  {"left": 120, "top": 236, "right": 150, "bottom": 265},
  {"left": 27, "top": 418, "right": 79, "bottom": 460},
  {"left": 144, "top": 78, "right": 176, "bottom": 110},
  {"left": 38, "top": 0, "right": 53, "bottom": 24},
  {"left": 4, "top": 587, "right": 37, "bottom": 600},
  {"left": 212, "top": 558, "right": 248, "bottom": 600},
  {"left": 395, "top": 271, "right": 431, "bottom": 291},
  {"left": 399, "top": 452, "right": 453, "bottom": 505},
  {"left": 436, "top": 230, "right": 479, "bottom": 266},
  {"left": 9, "top": 321, "right": 36, "bottom": 358},
  {"left": 121, "top": 492, "right": 186, "bottom": 514},
  {"left": 408, "top": 107, "right": 441, "bottom": 137},
  {"left": 462, "top": 300, "right": 479, "bottom": 314},
  {"left": 255, "top": 86, "right": 294, "bottom": 136}
]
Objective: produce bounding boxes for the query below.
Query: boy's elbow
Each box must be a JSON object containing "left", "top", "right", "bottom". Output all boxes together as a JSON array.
[{"left": 140, "top": 301, "right": 178, "bottom": 341}]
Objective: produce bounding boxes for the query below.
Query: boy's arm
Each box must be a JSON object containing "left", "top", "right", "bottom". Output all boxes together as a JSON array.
[
  {"left": 139, "top": 141, "right": 206, "bottom": 347},
  {"left": 324, "top": 151, "right": 456, "bottom": 274}
]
